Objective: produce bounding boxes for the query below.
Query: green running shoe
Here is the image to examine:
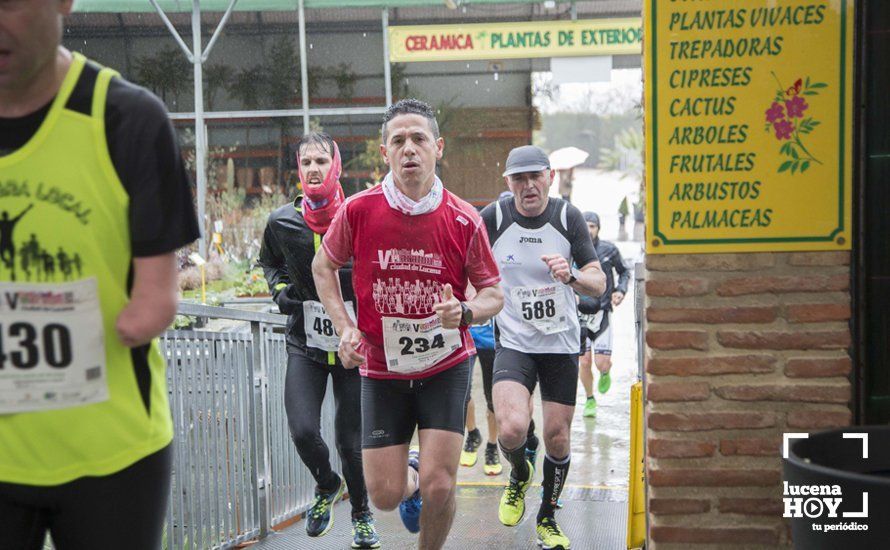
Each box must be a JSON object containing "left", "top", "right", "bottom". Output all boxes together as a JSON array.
[
  {"left": 483, "top": 443, "right": 503, "bottom": 476},
  {"left": 598, "top": 371, "right": 611, "bottom": 394},
  {"left": 582, "top": 396, "right": 597, "bottom": 418},
  {"left": 498, "top": 460, "right": 534, "bottom": 526},
  {"left": 536, "top": 516, "right": 571, "bottom": 549},
  {"left": 460, "top": 428, "right": 483, "bottom": 467}
]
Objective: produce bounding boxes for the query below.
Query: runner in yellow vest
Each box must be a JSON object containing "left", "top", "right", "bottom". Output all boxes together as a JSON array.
[{"left": 0, "top": 1, "right": 199, "bottom": 547}]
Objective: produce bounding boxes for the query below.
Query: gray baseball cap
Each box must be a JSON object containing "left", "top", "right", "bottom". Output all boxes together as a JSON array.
[{"left": 502, "top": 145, "right": 550, "bottom": 177}]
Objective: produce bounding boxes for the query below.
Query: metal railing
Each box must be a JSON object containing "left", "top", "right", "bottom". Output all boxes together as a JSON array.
[{"left": 160, "top": 303, "right": 340, "bottom": 549}]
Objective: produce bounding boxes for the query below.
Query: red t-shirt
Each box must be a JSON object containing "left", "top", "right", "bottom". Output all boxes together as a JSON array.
[{"left": 323, "top": 186, "right": 500, "bottom": 380}]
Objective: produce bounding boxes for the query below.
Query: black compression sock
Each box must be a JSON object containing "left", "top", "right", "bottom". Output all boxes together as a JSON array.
[
  {"left": 538, "top": 454, "right": 570, "bottom": 521},
  {"left": 499, "top": 438, "right": 529, "bottom": 481}
]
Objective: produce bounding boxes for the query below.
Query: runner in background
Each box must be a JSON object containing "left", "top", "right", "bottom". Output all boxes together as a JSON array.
[
  {"left": 461, "top": 313, "right": 502, "bottom": 475},
  {"left": 577, "top": 211, "right": 629, "bottom": 418},
  {"left": 258, "top": 133, "right": 378, "bottom": 548}
]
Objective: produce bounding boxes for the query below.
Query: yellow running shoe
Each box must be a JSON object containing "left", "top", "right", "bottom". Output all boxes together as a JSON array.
[
  {"left": 498, "top": 460, "right": 533, "bottom": 526},
  {"left": 460, "top": 428, "right": 482, "bottom": 467},
  {"left": 483, "top": 443, "right": 502, "bottom": 475},
  {"left": 536, "top": 516, "right": 571, "bottom": 549}
]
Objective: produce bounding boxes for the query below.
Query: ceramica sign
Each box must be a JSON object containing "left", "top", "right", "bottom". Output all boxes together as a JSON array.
[
  {"left": 645, "top": 0, "right": 853, "bottom": 253},
  {"left": 388, "top": 18, "right": 642, "bottom": 63}
]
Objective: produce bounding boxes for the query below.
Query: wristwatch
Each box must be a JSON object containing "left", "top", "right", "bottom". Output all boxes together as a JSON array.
[
  {"left": 459, "top": 302, "right": 474, "bottom": 327},
  {"left": 565, "top": 267, "right": 582, "bottom": 285}
]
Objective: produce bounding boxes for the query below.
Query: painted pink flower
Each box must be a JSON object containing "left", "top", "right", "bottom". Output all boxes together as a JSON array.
[
  {"left": 784, "top": 96, "right": 809, "bottom": 118},
  {"left": 765, "top": 102, "right": 784, "bottom": 123},
  {"left": 774, "top": 119, "right": 794, "bottom": 140}
]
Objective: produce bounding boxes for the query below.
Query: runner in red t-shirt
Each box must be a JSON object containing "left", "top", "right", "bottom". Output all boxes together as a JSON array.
[{"left": 313, "top": 99, "right": 503, "bottom": 549}]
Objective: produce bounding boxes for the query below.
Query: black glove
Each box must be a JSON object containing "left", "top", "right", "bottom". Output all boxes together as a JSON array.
[
  {"left": 273, "top": 284, "right": 302, "bottom": 315},
  {"left": 577, "top": 294, "right": 602, "bottom": 315}
]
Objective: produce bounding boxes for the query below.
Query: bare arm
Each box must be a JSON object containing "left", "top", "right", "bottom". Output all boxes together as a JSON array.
[
  {"left": 574, "top": 261, "right": 606, "bottom": 298},
  {"left": 312, "top": 247, "right": 363, "bottom": 367},
  {"left": 542, "top": 254, "right": 605, "bottom": 299},
  {"left": 434, "top": 283, "right": 504, "bottom": 329},
  {"left": 466, "top": 284, "right": 503, "bottom": 323},
  {"left": 116, "top": 252, "right": 178, "bottom": 347}
]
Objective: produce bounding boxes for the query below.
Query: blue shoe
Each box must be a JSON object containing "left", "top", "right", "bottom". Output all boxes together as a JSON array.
[{"left": 399, "top": 448, "right": 422, "bottom": 534}]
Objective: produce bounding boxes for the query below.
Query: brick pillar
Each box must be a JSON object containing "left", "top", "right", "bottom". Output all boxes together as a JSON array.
[{"left": 644, "top": 251, "right": 852, "bottom": 548}]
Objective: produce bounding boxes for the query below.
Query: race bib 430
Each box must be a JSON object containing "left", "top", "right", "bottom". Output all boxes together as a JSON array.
[{"left": 0, "top": 278, "right": 108, "bottom": 414}]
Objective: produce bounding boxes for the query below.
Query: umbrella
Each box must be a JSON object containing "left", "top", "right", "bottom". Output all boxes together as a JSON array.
[{"left": 549, "top": 147, "right": 589, "bottom": 170}]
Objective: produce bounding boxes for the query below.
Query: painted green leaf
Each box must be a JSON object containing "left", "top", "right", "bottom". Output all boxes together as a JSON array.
[
  {"left": 803, "top": 91, "right": 817, "bottom": 96},
  {"left": 791, "top": 161, "right": 798, "bottom": 174},
  {"left": 790, "top": 147, "right": 799, "bottom": 159},
  {"left": 779, "top": 161, "right": 793, "bottom": 173},
  {"left": 781, "top": 142, "right": 791, "bottom": 155},
  {"left": 810, "top": 120, "right": 821, "bottom": 127},
  {"left": 805, "top": 76, "right": 811, "bottom": 87},
  {"left": 810, "top": 82, "right": 828, "bottom": 89},
  {"left": 801, "top": 160, "right": 811, "bottom": 173}
]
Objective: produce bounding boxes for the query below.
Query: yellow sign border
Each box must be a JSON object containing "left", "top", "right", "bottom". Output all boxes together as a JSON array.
[{"left": 644, "top": 1, "right": 854, "bottom": 254}]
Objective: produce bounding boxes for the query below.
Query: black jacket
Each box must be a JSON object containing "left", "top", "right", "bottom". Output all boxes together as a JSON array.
[
  {"left": 258, "top": 197, "right": 354, "bottom": 363},
  {"left": 578, "top": 238, "right": 629, "bottom": 315}
]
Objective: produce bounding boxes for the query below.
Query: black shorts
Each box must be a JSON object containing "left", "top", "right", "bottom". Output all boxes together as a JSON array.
[
  {"left": 0, "top": 444, "right": 172, "bottom": 550},
  {"left": 493, "top": 347, "right": 579, "bottom": 406},
  {"left": 579, "top": 310, "right": 612, "bottom": 355},
  {"left": 361, "top": 359, "right": 472, "bottom": 448}
]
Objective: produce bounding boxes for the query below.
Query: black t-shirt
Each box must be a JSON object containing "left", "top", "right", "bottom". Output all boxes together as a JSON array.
[{"left": 0, "top": 72, "right": 200, "bottom": 257}]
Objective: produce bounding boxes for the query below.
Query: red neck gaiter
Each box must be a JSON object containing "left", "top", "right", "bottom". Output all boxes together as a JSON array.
[{"left": 299, "top": 141, "right": 344, "bottom": 235}]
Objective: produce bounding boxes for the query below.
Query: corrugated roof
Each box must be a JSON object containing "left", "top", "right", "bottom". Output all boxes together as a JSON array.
[
  {"left": 67, "top": 0, "right": 641, "bottom": 28},
  {"left": 72, "top": 0, "right": 544, "bottom": 12}
]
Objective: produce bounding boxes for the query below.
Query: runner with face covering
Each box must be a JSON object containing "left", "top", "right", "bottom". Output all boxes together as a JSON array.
[{"left": 258, "top": 132, "right": 379, "bottom": 548}]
